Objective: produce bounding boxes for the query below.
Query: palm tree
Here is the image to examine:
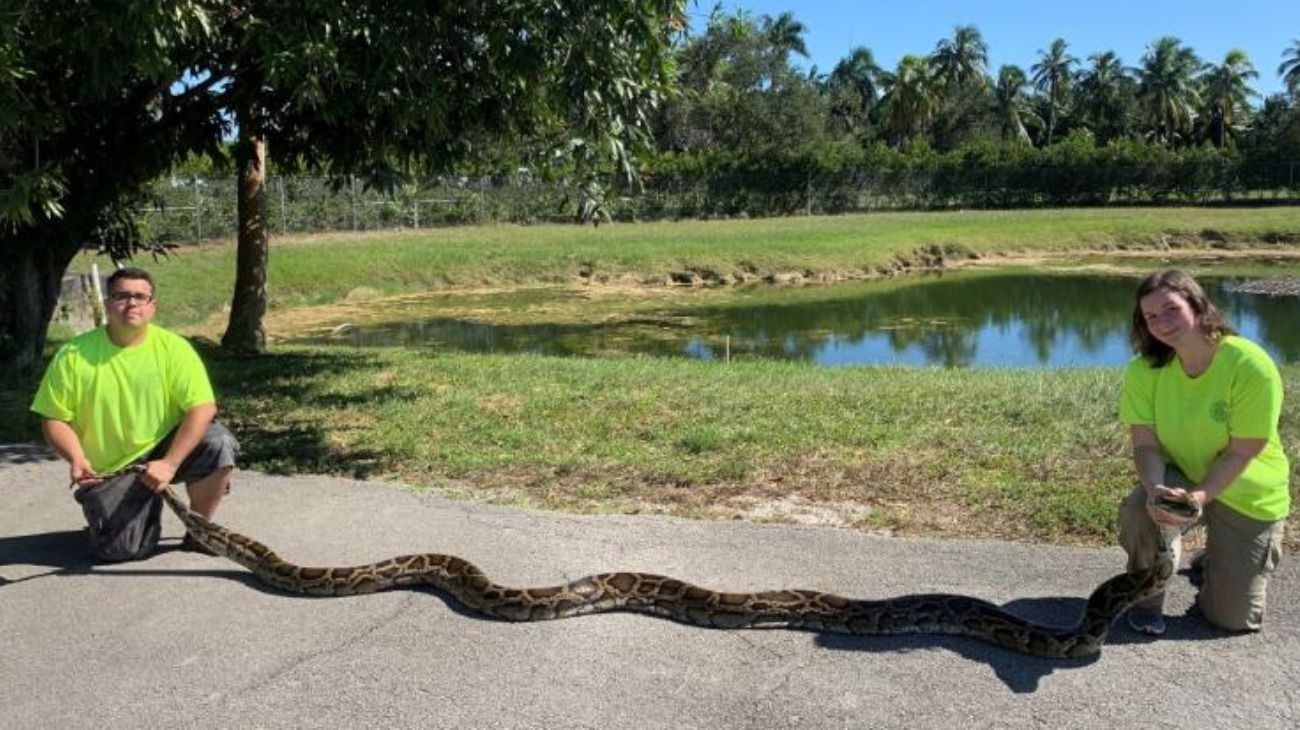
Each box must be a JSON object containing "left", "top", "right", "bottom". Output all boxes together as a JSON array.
[
  {"left": 829, "top": 46, "right": 883, "bottom": 109},
  {"left": 1134, "top": 36, "right": 1202, "bottom": 146},
  {"left": 1200, "top": 49, "right": 1258, "bottom": 147},
  {"left": 880, "top": 55, "right": 940, "bottom": 147},
  {"left": 1075, "top": 51, "right": 1134, "bottom": 143},
  {"left": 931, "top": 25, "right": 990, "bottom": 90},
  {"left": 1280, "top": 39, "right": 1300, "bottom": 97},
  {"left": 1031, "top": 39, "right": 1078, "bottom": 145},
  {"left": 993, "top": 65, "right": 1039, "bottom": 144},
  {"left": 827, "top": 47, "right": 883, "bottom": 135},
  {"left": 762, "top": 12, "right": 809, "bottom": 62}
]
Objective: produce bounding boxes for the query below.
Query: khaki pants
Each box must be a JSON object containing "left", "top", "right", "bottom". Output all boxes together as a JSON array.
[{"left": 1118, "top": 467, "right": 1285, "bottom": 631}]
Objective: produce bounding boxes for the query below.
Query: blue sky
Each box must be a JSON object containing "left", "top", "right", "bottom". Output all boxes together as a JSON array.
[{"left": 696, "top": 1, "right": 1299, "bottom": 97}]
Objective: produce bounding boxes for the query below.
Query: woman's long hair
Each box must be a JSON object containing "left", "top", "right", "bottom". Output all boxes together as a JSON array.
[{"left": 1130, "top": 269, "right": 1234, "bottom": 367}]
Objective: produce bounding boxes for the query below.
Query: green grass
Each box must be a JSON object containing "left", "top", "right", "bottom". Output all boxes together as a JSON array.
[
  {"left": 31, "top": 343, "right": 1270, "bottom": 549},
  {"left": 83, "top": 206, "right": 1300, "bottom": 330},
  {"left": 18, "top": 207, "right": 1298, "bottom": 547}
]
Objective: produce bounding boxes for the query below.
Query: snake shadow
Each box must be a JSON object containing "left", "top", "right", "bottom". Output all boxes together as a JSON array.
[{"left": 814, "top": 583, "right": 1237, "bottom": 693}]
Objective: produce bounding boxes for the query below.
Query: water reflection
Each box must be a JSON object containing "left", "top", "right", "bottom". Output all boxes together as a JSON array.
[{"left": 297, "top": 271, "right": 1298, "bottom": 368}]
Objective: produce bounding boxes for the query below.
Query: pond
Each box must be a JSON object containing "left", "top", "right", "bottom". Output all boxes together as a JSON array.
[{"left": 295, "top": 269, "right": 1299, "bottom": 368}]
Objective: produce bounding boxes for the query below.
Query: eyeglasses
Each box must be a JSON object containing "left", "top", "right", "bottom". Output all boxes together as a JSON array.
[{"left": 107, "top": 292, "right": 154, "bottom": 305}]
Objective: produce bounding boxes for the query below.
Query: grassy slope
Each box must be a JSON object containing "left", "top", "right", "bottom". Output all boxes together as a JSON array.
[
  {"left": 180, "top": 345, "right": 1299, "bottom": 548},
  {"left": 16, "top": 207, "right": 1298, "bottom": 546},
  {"left": 111, "top": 206, "right": 1300, "bottom": 329}
]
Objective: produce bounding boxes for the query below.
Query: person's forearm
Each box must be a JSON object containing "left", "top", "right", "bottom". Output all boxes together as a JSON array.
[
  {"left": 42, "top": 420, "right": 88, "bottom": 466},
  {"left": 1194, "top": 450, "right": 1255, "bottom": 504},
  {"left": 160, "top": 403, "right": 217, "bottom": 467},
  {"left": 1133, "top": 444, "right": 1166, "bottom": 494}
]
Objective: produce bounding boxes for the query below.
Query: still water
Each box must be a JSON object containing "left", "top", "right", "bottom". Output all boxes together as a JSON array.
[{"left": 301, "top": 271, "right": 1298, "bottom": 368}]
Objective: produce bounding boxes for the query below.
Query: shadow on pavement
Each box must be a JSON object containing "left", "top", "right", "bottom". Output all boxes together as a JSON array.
[
  {"left": 814, "top": 591, "right": 1235, "bottom": 692},
  {"left": 0, "top": 526, "right": 486, "bottom": 620},
  {"left": 0, "top": 529, "right": 261, "bottom": 590},
  {"left": 0, "top": 443, "right": 58, "bottom": 466}
]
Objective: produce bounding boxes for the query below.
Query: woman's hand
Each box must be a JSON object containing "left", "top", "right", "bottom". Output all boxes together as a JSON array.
[{"left": 1146, "top": 485, "right": 1203, "bottom": 527}]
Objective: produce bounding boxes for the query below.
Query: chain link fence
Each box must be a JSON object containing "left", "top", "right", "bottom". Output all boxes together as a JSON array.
[{"left": 138, "top": 161, "right": 1300, "bottom": 244}]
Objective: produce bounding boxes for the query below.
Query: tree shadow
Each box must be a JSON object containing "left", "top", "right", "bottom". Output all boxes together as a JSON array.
[
  {"left": 812, "top": 590, "right": 1237, "bottom": 692},
  {"left": 1, "top": 340, "right": 397, "bottom": 479},
  {"left": 0, "top": 443, "right": 59, "bottom": 466},
  {"left": 197, "top": 342, "right": 392, "bottom": 479},
  {"left": 0, "top": 370, "right": 44, "bottom": 444}
]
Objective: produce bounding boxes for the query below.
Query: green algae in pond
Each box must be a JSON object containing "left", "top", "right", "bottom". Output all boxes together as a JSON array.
[{"left": 291, "top": 268, "right": 1300, "bottom": 368}]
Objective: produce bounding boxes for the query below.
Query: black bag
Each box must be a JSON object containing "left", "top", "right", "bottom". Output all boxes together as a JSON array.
[{"left": 73, "top": 469, "right": 162, "bottom": 562}]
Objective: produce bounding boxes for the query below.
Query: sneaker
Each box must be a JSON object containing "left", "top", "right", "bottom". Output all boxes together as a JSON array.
[
  {"left": 179, "top": 533, "right": 217, "bottom": 556},
  {"left": 1127, "top": 608, "right": 1167, "bottom": 636}
]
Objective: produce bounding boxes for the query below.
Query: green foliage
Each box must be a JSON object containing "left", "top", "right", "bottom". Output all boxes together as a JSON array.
[
  {"left": 654, "top": 8, "right": 828, "bottom": 159},
  {"left": 0, "top": 0, "right": 687, "bottom": 368}
]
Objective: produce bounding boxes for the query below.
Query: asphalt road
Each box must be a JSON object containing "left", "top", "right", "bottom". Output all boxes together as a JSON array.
[{"left": 3, "top": 443, "right": 1297, "bottom": 729}]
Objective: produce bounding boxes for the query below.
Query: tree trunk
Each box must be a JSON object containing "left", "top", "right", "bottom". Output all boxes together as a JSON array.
[
  {"left": 221, "top": 133, "right": 269, "bottom": 355},
  {"left": 0, "top": 227, "right": 84, "bottom": 373}
]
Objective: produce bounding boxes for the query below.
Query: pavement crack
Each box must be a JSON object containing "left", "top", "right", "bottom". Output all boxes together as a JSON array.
[{"left": 221, "top": 594, "right": 415, "bottom": 702}]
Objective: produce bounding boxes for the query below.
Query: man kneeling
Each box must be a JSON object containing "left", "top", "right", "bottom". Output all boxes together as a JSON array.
[{"left": 31, "top": 266, "right": 238, "bottom": 555}]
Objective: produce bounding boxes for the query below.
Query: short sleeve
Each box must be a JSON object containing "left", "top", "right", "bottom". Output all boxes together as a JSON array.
[
  {"left": 168, "top": 338, "right": 215, "bottom": 411},
  {"left": 1119, "top": 356, "right": 1156, "bottom": 426},
  {"left": 1228, "top": 356, "right": 1283, "bottom": 440},
  {"left": 30, "top": 345, "right": 77, "bottom": 421}
]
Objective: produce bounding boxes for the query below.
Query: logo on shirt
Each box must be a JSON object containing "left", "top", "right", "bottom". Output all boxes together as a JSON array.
[{"left": 1210, "top": 400, "right": 1230, "bottom": 423}]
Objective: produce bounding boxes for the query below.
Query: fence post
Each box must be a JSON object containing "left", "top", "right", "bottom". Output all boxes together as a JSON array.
[
  {"left": 277, "top": 175, "right": 286, "bottom": 233},
  {"left": 90, "top": 262, "right": 106, "bottom": 326},
  {"left": 193, "top": 178, "right": 202, "bottom": 241},
  {"left": 805, "top": 176, "right": 812, "bottom": 216},
  {"left": 350, "top": 175, "right": 358, "bottom": 230}
]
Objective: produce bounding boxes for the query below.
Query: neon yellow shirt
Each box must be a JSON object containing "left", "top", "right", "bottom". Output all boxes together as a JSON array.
[
  {"left": 31, "top": 325, "right": 216, "bottom": 473},
  {"left": 1119, "top": 335, "right": 1290, "bottom": 522}
]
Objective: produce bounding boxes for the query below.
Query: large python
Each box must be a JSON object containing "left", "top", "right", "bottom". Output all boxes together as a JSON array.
[{"left": 158, "top": 486, "right": 1196, "bottom": 659}]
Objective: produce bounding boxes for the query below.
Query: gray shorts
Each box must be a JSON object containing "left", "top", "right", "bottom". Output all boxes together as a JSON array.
[{"left": 142, "top": 421, "right": 240, "bottom": 484}]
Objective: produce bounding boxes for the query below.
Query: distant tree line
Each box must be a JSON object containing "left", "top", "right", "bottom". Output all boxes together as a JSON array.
[
  {"left": 654, "top": 11, "right": 1300, "bottom": 157},
  {"left": 158, "top": 11, "right": 1300, "bottom": 225},
  {"left": 630, "top": 11, "right": 1300, "bottom": 212}
]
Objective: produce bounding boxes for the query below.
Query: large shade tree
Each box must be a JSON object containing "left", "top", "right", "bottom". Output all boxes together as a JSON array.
[{"left": 0, "top": 0, "right": 684, "bottom": 368}]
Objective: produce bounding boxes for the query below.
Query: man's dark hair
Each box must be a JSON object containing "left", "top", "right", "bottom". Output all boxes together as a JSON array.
[
  {"left": 106, "top": 267, "right": 155, "bottom": 296},
  {"left": 1130, "top": 269, "right": 1234, "bottom": 367}
]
